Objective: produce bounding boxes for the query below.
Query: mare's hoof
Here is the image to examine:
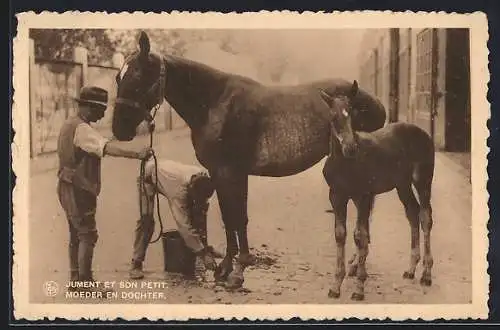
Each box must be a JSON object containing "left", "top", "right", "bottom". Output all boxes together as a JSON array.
[
  {"left": 213, "top": 268, "right": 225, "bottom": 282},
  {"left": 351, "top": 292, "right": 365, "bottom": 301},
  {"left": 238, "top": 253, "right": 257, "bottom": 266},
  {"left": 214, "top": 280, "right": 226, "bottom": 287},
  {"left": 420, "top": 276, "right": 432, "bottom": 286},
  {"left": 403, "top": 271, "right": 415, "bottom": 279},
  {"left": 214, "top": 261, "right": 232, "bottom": 283},
  {"left": 328, "top": 289, "right": 340, "bottom": 298},
  {"left": 347, "top": 265, "right": 358, "bottom": 277},
  {"left": 225, "top": 274, "right": 244, "bottom": 290}
]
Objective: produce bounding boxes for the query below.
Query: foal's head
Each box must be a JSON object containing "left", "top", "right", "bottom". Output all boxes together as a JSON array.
[{"left": 319, "top": 80, "right": 359, "bottom": 158}]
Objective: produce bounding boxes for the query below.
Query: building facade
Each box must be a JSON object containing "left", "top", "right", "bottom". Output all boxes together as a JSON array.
[{"left": 357, "top": 28, "right": 471, "bottom": 153}]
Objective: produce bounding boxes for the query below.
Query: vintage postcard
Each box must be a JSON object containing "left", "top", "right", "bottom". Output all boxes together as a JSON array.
[{"left": 12, "top": 11, "right": 489, "bottom": 321}]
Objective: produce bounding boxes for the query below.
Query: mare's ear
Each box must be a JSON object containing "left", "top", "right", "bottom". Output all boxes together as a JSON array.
[
  {"left": 349, "top": 80, "right": 359, "bottom": 98},
  {"left": 138, "top": 31, "right": 151, "bottom": 59},
  {"left": 318, "top": 89, "right": 335, "bottom": 108}
]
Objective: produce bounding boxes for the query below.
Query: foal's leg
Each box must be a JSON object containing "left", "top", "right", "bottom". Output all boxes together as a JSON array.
[
  {"left": 415, "top": 180, "right": 434, "bottom": 286},
  {"left": 347, "top": 252, "right": 358, "bottom": 277},
  {"left": 396, "top": 184, "right": 421, "bottom": 280},
  {"left": 351, "top": 194, "right": 374, "bottom": 301},
  {"left": 328, "top": 188, "right": 348, "bottom": 298},
  {"left": 348, "top": 197, "right": 374, "bottom": 277}
]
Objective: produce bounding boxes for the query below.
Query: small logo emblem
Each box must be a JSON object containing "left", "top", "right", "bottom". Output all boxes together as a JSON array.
[{"left": 43, "top": 281, "right": 59, "bottom": 297}]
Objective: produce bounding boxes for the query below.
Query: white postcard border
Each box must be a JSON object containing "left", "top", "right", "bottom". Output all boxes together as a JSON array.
[{"left": 12, "top": 11, "right": 490, "bottom": 321}]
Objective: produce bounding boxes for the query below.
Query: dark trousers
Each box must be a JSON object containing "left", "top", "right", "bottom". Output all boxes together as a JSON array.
[{"left": 57, "top": 181, "right": 98, "bottom": 281}]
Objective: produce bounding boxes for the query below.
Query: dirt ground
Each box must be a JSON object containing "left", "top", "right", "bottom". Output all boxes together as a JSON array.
[{"left": 28, "top": 128, "right": 472, "bottom": 305}]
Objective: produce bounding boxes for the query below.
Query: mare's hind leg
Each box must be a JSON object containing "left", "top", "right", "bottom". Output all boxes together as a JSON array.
[
  {"left": 328, "top": 188, "right": 348, "bottom": 298},
  {"left": 351, "top": 194, "right": 374, "bottom": 301},
  {"left": 396, "top": 184, "right": 421, "bottom": 280},
  {"left": 414, "top": 180, "right": 434, "bottom": 286}
]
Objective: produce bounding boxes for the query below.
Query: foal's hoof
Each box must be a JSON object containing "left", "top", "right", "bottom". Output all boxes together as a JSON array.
[
  {"left": 403, "top": 271, "right": 415, "bottom": 279},
  {"left": 420, "top": 276, "right": 432, "bottom": 286},
  {"left": 351, "top": 292, "right": 365, "bottom": 301},
  {"left": 348, "top": 264, "right": 358, "bottom": 277},
  {"left": 225, "top": 273, "right": 244, "bottom": 290},
  {"left": 328, "top": 289, "right": 340, "bottom": 299}
]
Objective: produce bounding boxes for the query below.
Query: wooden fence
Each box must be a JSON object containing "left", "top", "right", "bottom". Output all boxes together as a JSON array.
[{"left": 29, "top": 39, "right": 184, "bottom": 158}]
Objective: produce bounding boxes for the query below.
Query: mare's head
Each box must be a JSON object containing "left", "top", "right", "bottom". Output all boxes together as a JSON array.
[
  {"left": 112, "top": 31, "right": 165, "bottom": 141},
  {"left": 319, "top": 80, "right": 360, "bottom": 158}
]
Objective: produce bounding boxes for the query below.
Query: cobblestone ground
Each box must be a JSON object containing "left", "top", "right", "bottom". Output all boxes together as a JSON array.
[{"left": 29, "top": 128, "right": 472, "bottom": 304}]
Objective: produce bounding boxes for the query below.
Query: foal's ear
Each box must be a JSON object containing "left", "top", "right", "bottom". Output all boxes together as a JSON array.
[
  {"left": 349, "top": 80, "right": 359, "bottom": 98},
  {"left": 318, "top": 89, "right": 334, "bottom": 108},
  {"left": 138, "top": 31, "right": 151, "bottom": 58}
]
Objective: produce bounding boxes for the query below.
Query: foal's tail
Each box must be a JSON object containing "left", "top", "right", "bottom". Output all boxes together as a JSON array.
[{"left": 410, "top": 126, "right": 435, "bottom": 208}]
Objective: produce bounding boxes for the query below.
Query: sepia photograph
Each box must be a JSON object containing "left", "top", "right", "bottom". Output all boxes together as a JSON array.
[{"left": 12, "top": 11, "right": 489, "bottom": 321}]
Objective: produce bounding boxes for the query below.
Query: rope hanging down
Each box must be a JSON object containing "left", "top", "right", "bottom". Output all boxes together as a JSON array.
[
  {"left": 139, "top": 54, "right": 167, "bottom": 245},
  {"left": 139, "top": 103, "right": 165, "bottom": 244}
]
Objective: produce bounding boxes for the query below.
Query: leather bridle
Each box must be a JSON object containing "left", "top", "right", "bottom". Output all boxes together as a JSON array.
[{"left": 115, "top": 53, "right": 166, "bottom": 124}]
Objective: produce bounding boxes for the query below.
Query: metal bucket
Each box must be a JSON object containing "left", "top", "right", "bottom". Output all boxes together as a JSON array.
[{"left": 161, "top": 230, "right": 196, "bottom": 277}]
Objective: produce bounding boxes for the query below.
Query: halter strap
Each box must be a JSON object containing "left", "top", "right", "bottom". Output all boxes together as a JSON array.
[{"left": 115, "top": 53, "right": 166, "bottom": 123}]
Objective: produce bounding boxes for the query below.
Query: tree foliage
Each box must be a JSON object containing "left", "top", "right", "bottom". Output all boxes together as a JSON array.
[
  {"left": 29, "top": 29, "right": 290, "bottom": 82},
  {"left": 104, "top": 29, "right": 197, "bottom": 58},
  {"left": 29, "top": 29, "right": 204, "bottom": 65},
  {"left": 29, "top": 29, "right": 115, "bottom": 65}
]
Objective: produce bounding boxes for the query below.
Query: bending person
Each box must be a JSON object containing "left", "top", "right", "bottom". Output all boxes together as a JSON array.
[{"left": 130, "top": 158, "right": 223, "bottom": 279}]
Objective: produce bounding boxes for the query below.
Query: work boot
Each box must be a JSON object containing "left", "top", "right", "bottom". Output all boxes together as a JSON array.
[{"left": 129, "top": 260, "right": 145, "bottom": 280}]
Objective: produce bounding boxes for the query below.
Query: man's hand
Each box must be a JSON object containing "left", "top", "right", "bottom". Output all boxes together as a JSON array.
[{"left": 138, "top": 146, "right": 154, "bottom": 160}]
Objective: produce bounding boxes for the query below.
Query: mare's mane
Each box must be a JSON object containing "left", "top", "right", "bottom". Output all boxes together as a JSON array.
[{"left": 164, "top": 53, "right": 262, "bottom": 87}]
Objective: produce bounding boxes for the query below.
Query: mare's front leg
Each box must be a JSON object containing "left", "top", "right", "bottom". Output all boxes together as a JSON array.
[
  {"left": 211, "top": 168, "right": 238, "bottom": 284},
  {"left": 351, "top": 194, "right": 374, "bottom": 301},
  {"left": 211, "top": 167, "right": 253, "bottom": 289},
  {"left": 227, "top": 172, "right": 256, "bottom": 289},
  {"left": 328, "top": 188, "right": 348, "bottom": 298}
]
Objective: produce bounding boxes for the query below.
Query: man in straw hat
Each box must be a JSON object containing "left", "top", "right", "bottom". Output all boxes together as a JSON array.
[{"left": 57, "top": 86, "right": 153, "bottom": 296}]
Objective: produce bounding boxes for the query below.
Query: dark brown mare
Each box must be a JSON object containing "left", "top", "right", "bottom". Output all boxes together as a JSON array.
[
  {"left": 318, "top": 83, "right": 435, "bottom": 301},
  {"left": 111, "top": 31, "right": 387, "bottom": 289}
]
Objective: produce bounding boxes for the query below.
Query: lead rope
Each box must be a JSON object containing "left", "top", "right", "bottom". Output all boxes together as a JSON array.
[
  {"left": 138, "top": 103, "right": 165, "bottom": 244},
  {"left": 142, "top": 55, "right": 166, "bottom": 244},
  {"left": 137, "top": 55, "right": 175, "bottom": 245}
]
